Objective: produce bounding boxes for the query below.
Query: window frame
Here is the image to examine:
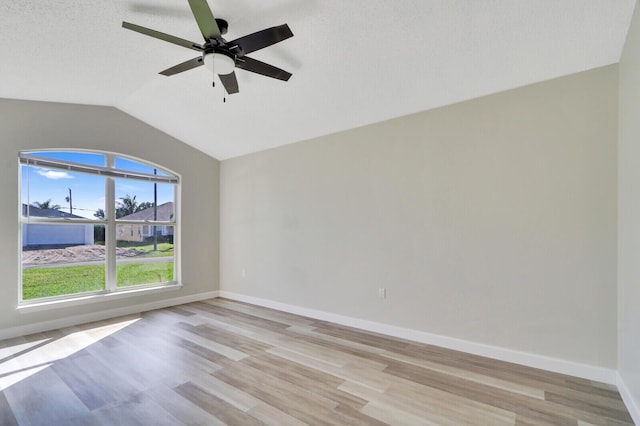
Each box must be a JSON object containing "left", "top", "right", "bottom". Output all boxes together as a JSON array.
[{"left": 18, "top": 150, "right": 181, "bottom": 306}]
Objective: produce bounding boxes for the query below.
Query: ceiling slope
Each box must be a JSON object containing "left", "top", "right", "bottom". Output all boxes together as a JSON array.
[{"left": 0, "top": 1, "right": 635, "bottom": 159}]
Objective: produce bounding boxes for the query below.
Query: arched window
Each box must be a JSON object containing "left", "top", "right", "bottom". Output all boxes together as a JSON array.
[{"left": 19, "top": 151, "right": 179, "bottom": 302}]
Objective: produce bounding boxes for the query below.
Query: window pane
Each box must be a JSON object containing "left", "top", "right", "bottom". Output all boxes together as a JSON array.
[
  {"left": 21, "top": 223, "right": 106, "bottom": 300},
  {"left": 21, "top": 165, "right": 105, "bottom": 219},
  {"left": 114, "top": 179, "right": 175, "bottom": 221},
  {"left": 25, "top": 151, "right": 105, "bottom": 167},
  {"left": 116, "top": 224, "right": 174, "bottom": 288},
  {"left": 115, "top": 157, "right": 171, "bottom": 177}
]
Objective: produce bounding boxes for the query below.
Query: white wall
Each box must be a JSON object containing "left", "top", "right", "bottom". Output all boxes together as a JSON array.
[
  {"left": 618, "top": 0, "right": 640, "bottom": 417},
  {"left": 0, "top": 99, "right": 219, "bottom": 333},
  {"left": 221, "top": 65, "right": 618, "bottom": 369}
]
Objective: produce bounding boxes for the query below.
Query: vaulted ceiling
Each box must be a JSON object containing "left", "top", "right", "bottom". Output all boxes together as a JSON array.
[{"left": 0, "top": 1, "right": 636, "bottom": 159}]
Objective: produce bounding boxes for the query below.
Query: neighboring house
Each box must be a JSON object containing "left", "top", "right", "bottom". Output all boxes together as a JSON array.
[
  {"left": 116, "top": 202, "right": 174, "bottom": 243},
  {"left": 21, "top": 204, "right": 94, "bottom": 247}
]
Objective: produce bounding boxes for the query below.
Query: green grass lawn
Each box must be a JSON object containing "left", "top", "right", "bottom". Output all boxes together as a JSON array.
[
  {"left": 22, "top": 262, "right": 174, "bottom": 300},
  {"left": 117, "top": 262, "right": 174, "bottom": 287},
  {"left": 22, "top": 265, "right": 106, "bottom": 300}
]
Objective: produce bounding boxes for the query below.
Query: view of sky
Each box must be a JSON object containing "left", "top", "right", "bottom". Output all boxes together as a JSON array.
[{"left": 21, "top": 151, "right": 175, "bottom": 219}]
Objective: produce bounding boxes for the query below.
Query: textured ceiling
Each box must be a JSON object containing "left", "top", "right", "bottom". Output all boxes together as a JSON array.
[{"left": 0, "top": 1, "right": 636, "bottom": 159}]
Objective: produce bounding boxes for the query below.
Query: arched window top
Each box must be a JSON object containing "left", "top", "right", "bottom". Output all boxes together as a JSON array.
[{"left": 19, "top": 151, "right": 179, "bottom": 183}]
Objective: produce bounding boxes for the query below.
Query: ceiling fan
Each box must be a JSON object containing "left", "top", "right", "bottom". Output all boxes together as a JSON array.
[{"left": 122, "top": 0, "right": 294, "bottom": 95}]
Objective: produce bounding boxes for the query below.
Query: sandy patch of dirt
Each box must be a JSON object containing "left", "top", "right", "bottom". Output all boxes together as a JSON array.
[{"left": 22, "top": 245, "right": 140, "bottom": 265}]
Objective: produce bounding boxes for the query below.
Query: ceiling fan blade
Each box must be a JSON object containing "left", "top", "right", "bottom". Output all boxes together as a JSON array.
[
  {"left": 160, "top": 57, "right": 204, "bottom": 76},
  {"left": 236, "top": 57, "right": 292, "bottom": 81},
  {"left": 219, "top": 72, "right": 239, "bottom": 94},
  {"left": 187, "top": 0, "right": 221, "bottom": 40},
  {"left": 230, "top": 24, "right": 293, "bottom": 55},
  {"left": 122, "top": 22, "right": 203, "bottom": 51}
]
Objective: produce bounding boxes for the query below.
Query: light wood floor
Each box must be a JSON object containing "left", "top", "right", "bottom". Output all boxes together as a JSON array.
[{"left": 0, "top": 298, "right": 633, "bottom": 425}]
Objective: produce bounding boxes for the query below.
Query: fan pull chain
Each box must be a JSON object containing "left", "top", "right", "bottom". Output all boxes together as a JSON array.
[{"left": 209, "top": 61, "right": 226, "bottom": 103}]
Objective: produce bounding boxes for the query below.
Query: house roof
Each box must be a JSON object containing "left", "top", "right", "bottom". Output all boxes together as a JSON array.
[
  {"left": 22, "top": 204, "right": 86, "bottom": 220},
  {"left": 118, "top": 202, "right": 174, "bottom": 222},
  {"left": 0, "top": 1, "right": 636, "bottom": 160}
]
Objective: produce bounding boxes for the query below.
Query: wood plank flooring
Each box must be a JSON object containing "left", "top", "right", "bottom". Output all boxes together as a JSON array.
[{"left": 0, "top": 298, "right": 633, "bottom": 425}]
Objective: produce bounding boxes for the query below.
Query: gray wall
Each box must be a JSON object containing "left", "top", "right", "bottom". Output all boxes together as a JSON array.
[
  {"left": 22, "top": 223, "right": 94, "bottom": 247},
  {"left": 220, "top": 65, "right": 618, "bottom": 368},
  {"left": 0, "top": 99, "right": 219, "bottom": 331},
  {"left": 618, "top": 0, "right": 640, "bottom": 412}
]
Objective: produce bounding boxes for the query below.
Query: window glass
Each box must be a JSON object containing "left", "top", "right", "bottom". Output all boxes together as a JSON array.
[
  {"left": 21, "top": 166, "right": 105, "bottom": 219},
  {"left": 22, "top": 223, "right": 106, "bottom": 300},
  {"left": 116, "top": 224, "right": 174, "bottom": 287},
  {"left": 114, "top": 179, "right": 175, "bottom": 221},
  {"left": 25, "top": 151, "right": 105, "bottom": 167},
  {"left": 115, "top": 156, "right": 169, "bottom": 176}
]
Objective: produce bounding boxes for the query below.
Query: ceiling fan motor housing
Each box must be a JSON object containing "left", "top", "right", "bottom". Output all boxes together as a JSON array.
[{"left": 215, "top": 18, "right": 228, "bottom": 35}]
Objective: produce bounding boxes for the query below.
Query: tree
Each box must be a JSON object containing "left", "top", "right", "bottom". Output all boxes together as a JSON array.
[
  {"left": 115, "top": 194, "right": 152, "bottom": 219},
  {"left": 94, "top": 208, "right": 105, "bottom": 219},
  {"left": 32, "top": 199, "right": 61, "bottom": 210},
  {"left": 138, "top": 201, "right": 153, "bottom": 211}
]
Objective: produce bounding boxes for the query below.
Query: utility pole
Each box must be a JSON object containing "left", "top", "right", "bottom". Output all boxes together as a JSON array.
[{"left": 66, "top": 188, "right": 73, "bottom": 215}]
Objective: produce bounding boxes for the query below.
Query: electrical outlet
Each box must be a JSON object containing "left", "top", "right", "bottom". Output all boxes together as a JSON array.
[{"left": 378, "top": 287, "right": 386, "bottom": 299}]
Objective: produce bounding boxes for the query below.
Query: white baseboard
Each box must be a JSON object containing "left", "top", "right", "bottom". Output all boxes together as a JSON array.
[
  {"left": 0, "top": 290, "right": 220, "bottom": 340},
  {"left": 3, "top": 289, "right": 619, "bottom": 387},
  {"left": 618, "top": 373, "right": 640, "bottom": 425},
  {"left": 218, "top": 291, "right": 617, "bottom": 385}
]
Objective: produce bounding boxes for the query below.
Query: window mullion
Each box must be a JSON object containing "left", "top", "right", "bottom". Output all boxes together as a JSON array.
[{"left": 105, "top": 155, "right": 117, "bottom": 291}]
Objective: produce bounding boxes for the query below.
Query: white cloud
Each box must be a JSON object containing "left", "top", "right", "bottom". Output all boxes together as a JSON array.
[{"left": 36, "top": 169, "right": 73, "bottom": 180}]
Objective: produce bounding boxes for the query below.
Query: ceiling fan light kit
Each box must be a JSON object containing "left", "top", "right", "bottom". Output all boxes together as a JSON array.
[
  {"left": 204, "top": 53, "right": 235, "bottom": 75},
  {"left": 122, "top": 0, "right": 294, "bottom": 95}
]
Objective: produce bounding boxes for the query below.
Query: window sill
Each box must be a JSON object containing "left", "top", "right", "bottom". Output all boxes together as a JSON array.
[{"left": 16, "top": 283, "right": 183, "bottom": 314}]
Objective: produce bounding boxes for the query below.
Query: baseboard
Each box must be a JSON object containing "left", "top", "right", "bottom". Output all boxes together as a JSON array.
[
  {"left": 218, "top": 291, "right": 617, "bottom": 385},
  {"left": 618, "top": 373, "right": 640, "bottom": 425},
  {"left": 0, "top": 290, "right": 220, "bottom": 340}
]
